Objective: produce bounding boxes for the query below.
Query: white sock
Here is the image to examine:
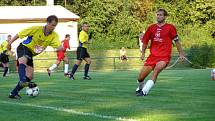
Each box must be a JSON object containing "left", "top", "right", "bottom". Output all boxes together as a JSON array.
[
  {"left": 49, "top": 64, "right": 57, "bottom": 71},
  {"left": 64, "top": 64, "right": 69, "bottom": 73},
  {"left": 142, "top": 80, "right": 154, "bottom": 95}
]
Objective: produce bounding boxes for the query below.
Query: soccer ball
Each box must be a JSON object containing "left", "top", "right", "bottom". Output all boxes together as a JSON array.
[
  {"left": 211, "top": 69, "right": 215, "bottom": 80},
  {"left": 26, "top": 86, "right": 39, "bottom": 97}
]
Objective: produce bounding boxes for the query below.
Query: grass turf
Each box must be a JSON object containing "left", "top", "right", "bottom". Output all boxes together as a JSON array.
[{"left": 0, "top": 69, "right": 215, "bottom": 121}]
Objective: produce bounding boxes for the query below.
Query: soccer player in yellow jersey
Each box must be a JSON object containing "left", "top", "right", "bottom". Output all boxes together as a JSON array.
[
  {"left": 0, "top": 35, "right": 12, "bottom": 77},
  {"left": 69, "top": 22, "right": 92, "bottom": 80},
  {"left": 7, "top": 15, "right": 63, "bottom": 99}
]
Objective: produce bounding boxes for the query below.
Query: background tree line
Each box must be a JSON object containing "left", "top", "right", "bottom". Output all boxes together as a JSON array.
[
  {"left": 0, "top": 0, "right": 214, "bottom": 67},
  {"left": 0, "top": 0, "right": 214, "bottom": 49}
]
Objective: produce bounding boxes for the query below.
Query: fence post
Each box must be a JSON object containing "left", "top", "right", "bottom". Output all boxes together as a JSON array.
[{"left": 113, "top": 57, "right": 116, "bottom": 70}]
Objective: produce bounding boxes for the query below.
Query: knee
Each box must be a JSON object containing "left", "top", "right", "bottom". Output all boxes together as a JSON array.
[
  {"left": 18, "top": 57, "right": 27, "bottom": 64},
  {"left": 153, "top": 67, "right": 163, "bottom": 73},
  {"left": 87, "top": 62, "right": 91, "bottom": 65},
  {"left": 87, "top": 60, "right": 91, "bottom": 64},
  {"left": 65, "top": 60, "right": 69, "bottom": 64},
  {"left": 76, "top": 61, "right": 82, "bottom": 65}
]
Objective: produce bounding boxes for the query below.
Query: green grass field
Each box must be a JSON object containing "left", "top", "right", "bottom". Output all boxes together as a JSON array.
[{"left": 0, "top": 69, "right": 215, "bottom": 121}]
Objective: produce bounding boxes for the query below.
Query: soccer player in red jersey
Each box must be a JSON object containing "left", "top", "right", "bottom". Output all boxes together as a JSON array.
[
  {"left": 136, "top": 8, "right": 185, "bottom": 96},
  {"left": 47, "top": 34, "right": 71, "bottom": 76}
]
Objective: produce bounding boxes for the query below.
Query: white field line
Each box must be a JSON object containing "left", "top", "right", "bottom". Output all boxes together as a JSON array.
[{"left": 1, "top": 101, "right": 138, "bottom": 121}]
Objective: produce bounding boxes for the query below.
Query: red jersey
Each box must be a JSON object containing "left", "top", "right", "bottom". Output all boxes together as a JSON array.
[
  {"left": 142, "top": 23, "right": 177, "bottom": 57},
  {"left": 61, "top": 39, "right": 70, "bottom": 52},
  {"left": 57, "top": 39, "right": 70, "bottom": 61}
]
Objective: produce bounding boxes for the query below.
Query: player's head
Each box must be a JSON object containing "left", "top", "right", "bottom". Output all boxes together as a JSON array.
[
  {"left": 82, "top": 22, "right": 89, "bottom": 32},
  {"left": 46, "top": 15, "right": 58, "bottom": 33},
  {"left": 7, "top": 35, "right": 11, "bottom": 41},
  {"left": 156, "top": 8, "right": 168, "bottom": 23},
  {"left": 65, "top": 34, "right": 70, "bottom": 40}
]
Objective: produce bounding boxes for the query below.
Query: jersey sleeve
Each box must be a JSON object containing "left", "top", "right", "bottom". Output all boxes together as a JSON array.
[
  {"left": 79, "top": 31, "right": 88, "bottom": 43},
  {"left": 49, "top": 33, "right": 61, "bottom": 49},
  {"left": 18, "top": 26, "right": 38, "bottom": 39},
  {"left": 170, "top": 25, "right": 178, "bottom": 40},
  {"left": 142, "top": 26, "right": 152, "bottom": 45}
]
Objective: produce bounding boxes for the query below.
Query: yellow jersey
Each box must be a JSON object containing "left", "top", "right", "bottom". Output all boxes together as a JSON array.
[
  {"left": 18, "top": 26, "right": 61, "bottom": 56},
  {"left": 0, "top": 40, "right": 8, "bottom": 53},
  {"left": 79, "top": 30, "right": 89, "bottom": 48}
]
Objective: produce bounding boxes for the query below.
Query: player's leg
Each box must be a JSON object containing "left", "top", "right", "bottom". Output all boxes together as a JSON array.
[
  {"left": 63, "top": 56, "right": 69, "bottom": 76},
  {"left": 2, "top": 62, "right": 9, "bottom": 77},
  {"left": 25, "top": 65, "right": 37, "bottom": 88},
  {"left": 69, "top": 47, "right": 83, "bottom": 80},
  {"left": 15, "top": 60, "right": 19, "bottom": 71},
  {"left": 1, "top": 54, "right": 9, "bottom": 77},
  {"left": 83, "top": 57, "right": 92, "bottom": 80},
  {"left": 9, "top": 44, "right": 35, "bottom": 99},
  {"left": 69, "top": 60, "right": 82, "bottom": 80},
  {"left": 136, "top": 66, "right": 153, "bottom": 94},
  {"left": 17, "top": 65, "right": 34, "bottom": 91},
  {"left": 9, "top": 56, "right": 28, "bottom": 98},
  {"left": 141, "top": 61, "right": 167, "bottom": 96},
  {"left": 47, "top": 59, "right": 61, "bottom": 76}
]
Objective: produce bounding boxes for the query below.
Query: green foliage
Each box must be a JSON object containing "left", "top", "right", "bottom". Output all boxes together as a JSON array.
[
  {"left": 0, "top": 0, "right": 46, "bottom": 6},
  {"left": 130, "top": 0, "right": 154, "bottom": 22},
  {"left": 180, "top": 25, "right": 214, "bottom": 48},
  {"left": 66, "top": 0, "right": 152, "bottom": 49},
  {"left": 1, "top": 0, "right": 214, "bottom": 50},
  {"left": 188, "top": 43, "right": 215, "bottom": 68},
  {"left": 0, "top": 0, "right": 214, "bottom": 65}
]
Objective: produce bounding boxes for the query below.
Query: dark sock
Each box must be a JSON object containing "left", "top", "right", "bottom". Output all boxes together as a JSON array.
[
  {"left": 10, "top": 64, "right": 26, "bottom": 96},
  {"left": 11, "top": 76, "right": 31, "bottom": 95},
  {"left": 71, "top": 64, "right": 79, "bottom": 76},
  {"left": 3, "top": 67, "right": 8, "bottom": 77},
  {"left": 11, "top": 82, "right": 22, "bottom": 95},
  {"left": 138, "top": 79, "right": 144, "bottom": 83},
  {"left": 26, "top": 76, "right": 31, "bottom": 82},
  {"left": 84, "top": 64, "right": 90, "bottom": 77},
  {"left": 18, "top": 64, "right": 26, "bottom": 82}
]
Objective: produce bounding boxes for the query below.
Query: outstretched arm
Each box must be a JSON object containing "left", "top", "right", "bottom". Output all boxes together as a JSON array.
[
  {"left": 7, "top": 34, "right": 19, "bottom": 50},
  {"left": 56, "top": 45, "right": 64, "bottom": 52}
]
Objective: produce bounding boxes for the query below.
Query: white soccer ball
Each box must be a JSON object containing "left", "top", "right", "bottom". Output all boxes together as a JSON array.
[{"left": 26, "top": 86, "right": 39, "bottom": 97}]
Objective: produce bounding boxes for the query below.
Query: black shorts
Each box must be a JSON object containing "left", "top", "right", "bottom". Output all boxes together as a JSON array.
[
  {"left": 17, "top": 44, "right": 34, "bottom": 67},
  {"left": 0, "top": 53, "right": 9, "bottom": 63},
  {"left": 76, "top": 47, "right": 90, "bottom": 60}
]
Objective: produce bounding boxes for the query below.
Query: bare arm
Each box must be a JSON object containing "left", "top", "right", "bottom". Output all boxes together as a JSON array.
[
  {"left": 8, "top": 34, "right": 19, "bottom": 50},
  {"left": 141, "top": 44, "right": 148, "bottom": 60},
  {"left": 56, "top": 45, "right": 64, "bottom": 52},
  {"left": 175, "top": 40, "right": 185, "bottom": 61}
]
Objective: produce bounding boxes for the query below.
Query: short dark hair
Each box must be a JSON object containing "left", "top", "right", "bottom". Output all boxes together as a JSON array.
[
  {"left": 65, "top": 34, "right": 70, "bottom": 38},
  {"left": 82, "top": 22, "right": 88, "bottom": 26},
  {"left": 157, "top": 8, "right": 168, "bottom": 16},
  {"left": 7, "top": 35, "right": 11, "bottom": 38},
  {"left": 47, "top": 15, "right": 58, "bottom": 23}
]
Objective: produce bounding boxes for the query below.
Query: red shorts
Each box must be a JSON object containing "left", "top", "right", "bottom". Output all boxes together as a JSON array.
[
  {"left": 57, "top": 51, "right": 65, "bottom": 61},
  {"left": 144, "top": 55, "right": 170, "bottom": 68}
]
